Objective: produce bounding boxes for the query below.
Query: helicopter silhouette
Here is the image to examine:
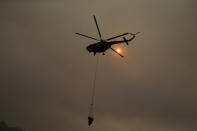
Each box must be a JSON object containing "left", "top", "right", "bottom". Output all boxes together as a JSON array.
[{"left": 76, "top": 15, "right": 139, "bottom": 57}]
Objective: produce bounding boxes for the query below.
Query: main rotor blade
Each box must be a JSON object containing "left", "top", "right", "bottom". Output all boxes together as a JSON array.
[
  {"left": 75, "top": 33, "right": 99, "bottom": 41},
  {"left": 106, "top": 32, "right": 129, "bottom": 41},
  {"left": 110, "top": 47, "right": 124, "bottom": 58},
  {"left": 93, "top": 15, "right": 102, "bottom": 39}
]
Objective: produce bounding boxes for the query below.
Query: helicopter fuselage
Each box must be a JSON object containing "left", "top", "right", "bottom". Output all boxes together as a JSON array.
[{"left": 86, "top": 40, "right": 112, "bottom": 53}]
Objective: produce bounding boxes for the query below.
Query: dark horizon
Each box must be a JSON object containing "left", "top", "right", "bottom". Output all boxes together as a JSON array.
[{"left": 0, "top": 121, "right": 23, "bottom": 131}]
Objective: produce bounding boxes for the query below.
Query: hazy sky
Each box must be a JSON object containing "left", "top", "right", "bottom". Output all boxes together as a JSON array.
[{"left": 1, "top": 0, "right": 197, "bottom": 131}]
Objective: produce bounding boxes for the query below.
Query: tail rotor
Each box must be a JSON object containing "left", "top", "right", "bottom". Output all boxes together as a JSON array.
[{"left": 130, "top": 32, "right": 140, "bottom": 36}]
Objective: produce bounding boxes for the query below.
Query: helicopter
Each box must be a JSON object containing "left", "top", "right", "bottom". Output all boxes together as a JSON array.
[{"left": 75, "top": 15, "right": 139, "bottom": 57}]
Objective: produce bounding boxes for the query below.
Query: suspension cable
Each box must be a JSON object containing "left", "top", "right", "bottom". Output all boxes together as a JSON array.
[{"left": 89, "top": 54, "right": 99, "bottom": 117}]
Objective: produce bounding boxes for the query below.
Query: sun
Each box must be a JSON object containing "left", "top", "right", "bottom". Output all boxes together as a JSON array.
[{"left": 116, "top": 49, "right": 121, "bottom": 53}]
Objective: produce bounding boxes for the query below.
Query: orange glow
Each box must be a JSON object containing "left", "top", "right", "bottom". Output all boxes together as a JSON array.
[{"left": 116, "top": 49, "right": 121, "bottom": 53}]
